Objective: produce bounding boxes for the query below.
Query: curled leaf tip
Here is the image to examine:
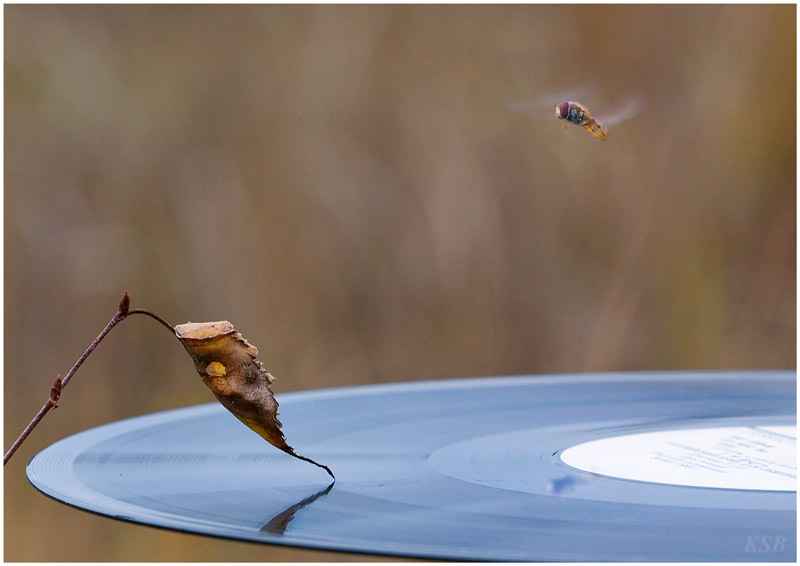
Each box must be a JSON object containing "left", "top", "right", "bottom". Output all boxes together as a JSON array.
[
  {"left": 119, "top": 291, "right": 131, "bottom": 316},
  {"left": 175, "top": 320, "right": 333, "bottom": 478}
]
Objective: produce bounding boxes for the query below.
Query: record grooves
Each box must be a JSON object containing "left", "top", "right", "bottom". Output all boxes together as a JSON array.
[{"left": 27, "top": 371, "right": 796, "bottom": 561}]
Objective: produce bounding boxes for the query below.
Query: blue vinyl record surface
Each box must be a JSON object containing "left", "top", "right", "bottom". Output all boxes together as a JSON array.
[{"left": 27, "top": 371, "right": 796, "bottom": 561}]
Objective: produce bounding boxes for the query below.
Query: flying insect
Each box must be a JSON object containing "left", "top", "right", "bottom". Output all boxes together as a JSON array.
[{"left": 509, "top": 90, "right": 644, "bottom": 140}]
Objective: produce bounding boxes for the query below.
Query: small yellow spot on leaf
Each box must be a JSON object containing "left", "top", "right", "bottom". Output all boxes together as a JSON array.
[{"left": 205, "top": 361, "right": 226, "bottom": 376}]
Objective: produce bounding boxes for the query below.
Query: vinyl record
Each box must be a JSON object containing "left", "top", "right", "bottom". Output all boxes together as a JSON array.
[{"left": 27, "top": 371, "right": 796, "bottom": 562}]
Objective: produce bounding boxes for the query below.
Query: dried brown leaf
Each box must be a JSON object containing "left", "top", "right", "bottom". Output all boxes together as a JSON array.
[{"left": 175, "top": 321, "right": 334, "bottom": 480}]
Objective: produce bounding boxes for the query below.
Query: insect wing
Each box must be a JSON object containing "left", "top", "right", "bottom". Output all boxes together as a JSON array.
[
  {"left": 595, "top": 93, "right": 645, "bottom": 127},
  {"left": 507, "top": 85, "right": 597, "bottom": 119}
]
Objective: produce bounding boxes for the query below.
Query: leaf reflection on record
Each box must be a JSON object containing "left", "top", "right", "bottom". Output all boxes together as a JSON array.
[{"left": 260, "top": 481, "right": 335, "bottom": 535}]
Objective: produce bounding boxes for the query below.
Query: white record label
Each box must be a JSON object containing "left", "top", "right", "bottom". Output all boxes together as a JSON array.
[{"left": 560, "top": 426, "right": 796, "bottom": 491}]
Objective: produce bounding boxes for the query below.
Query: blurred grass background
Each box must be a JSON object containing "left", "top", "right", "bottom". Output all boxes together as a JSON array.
[{"left": 4, "top": 4, "right": 795, "bottom": 561}]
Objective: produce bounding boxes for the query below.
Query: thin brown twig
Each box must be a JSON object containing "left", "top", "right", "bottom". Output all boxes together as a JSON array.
[{"left": 3, "top": 292, "right": 174, "bottom": 466}]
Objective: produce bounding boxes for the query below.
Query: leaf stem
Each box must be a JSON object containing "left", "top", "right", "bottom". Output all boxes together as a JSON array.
[{"left": 127, "top": 309, "right": 175, "bottom": 334}]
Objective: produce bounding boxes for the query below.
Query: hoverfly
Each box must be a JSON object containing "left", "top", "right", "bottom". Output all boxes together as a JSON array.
[
  {"left": 553, "top": 100, "right": 608, "bottom": 139},
  {"left": 509, "top": 89, "right": 644, "bottom": 140}
]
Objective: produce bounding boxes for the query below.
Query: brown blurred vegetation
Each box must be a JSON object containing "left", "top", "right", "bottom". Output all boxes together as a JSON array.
[{"left": 4, "top": 4, "right": 795, "bottom": 562}]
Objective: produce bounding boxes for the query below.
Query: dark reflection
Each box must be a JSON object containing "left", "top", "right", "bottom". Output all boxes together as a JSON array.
[
  {"left": 260, "top": 481, "right": 335, "bottom": 535},
  {"left": 547, "top": 472, "right": 598, "bottom": 496}
]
